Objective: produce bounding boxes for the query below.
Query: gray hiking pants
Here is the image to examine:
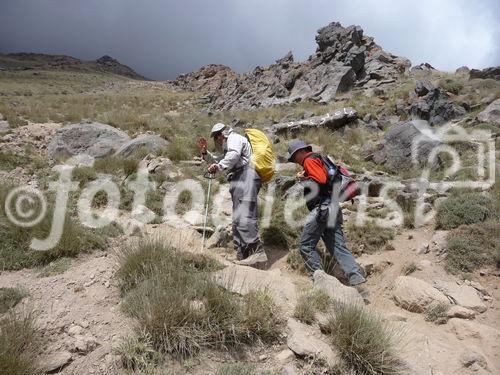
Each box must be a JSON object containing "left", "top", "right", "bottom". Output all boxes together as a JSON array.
[
  {"left": 229, "top": 166, "right": 262, "bottom": 259},
  {"left": 299, "top": 202, "right": 366, "bottom": 286}
]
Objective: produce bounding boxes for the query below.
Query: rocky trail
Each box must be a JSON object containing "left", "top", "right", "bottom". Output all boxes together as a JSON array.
[{"left": 1, "top": 188, "right": 499, "bottom": 374}]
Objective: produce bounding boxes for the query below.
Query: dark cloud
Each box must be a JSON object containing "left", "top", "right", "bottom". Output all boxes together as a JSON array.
[{"left": 0, "top": 0, "right": 498, "bottom": 80}]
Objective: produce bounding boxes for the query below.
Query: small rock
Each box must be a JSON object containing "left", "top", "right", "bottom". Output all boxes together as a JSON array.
[
  {"left": 429, "top": 231, "right": 448, "bottom": 253},
  {"left": 73, "top": 334, "right": 99, "bottom": 354},
  {"left": 67, "top": 325, "right": 83, "bottom": 337},
  {"left": 275, "top": 349, "right": 295, "bottom": 363},
  {"left": 313, "top": 270, "right": 363, "bottom": 305},
  {"left": 286, "top": 318, "right": 339, "bottom": 367},
  {"left": 41, "top": 351, "right": 72, "bottom": 373},
  {"left": 446, "top": 305, "right": 477, "bottom": 320},
  {"left": 418, "top": 243, "right": 430, "bottom": 254},
  {"left": 460, "top": 347, "right": 489, "bottom": 370},
  {"left": 206, "top": 224, "right": 230, "bottom": 249},
  {"left": 259, "top": 354, "right": 268, "bottom": 361},
  {"left": 0, "top": 120, "right": 10, "bottom": 133},
  {"left": 282, "top": 366, "right": 297, "bottom": 375}
]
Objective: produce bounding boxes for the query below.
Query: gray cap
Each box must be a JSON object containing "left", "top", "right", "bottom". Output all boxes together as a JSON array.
[
  {"left": 287, "top": 140, "right": 312, "bottom": 162},
  {"left": 210, "top": 123, "right": 226, "bottom": 136}
]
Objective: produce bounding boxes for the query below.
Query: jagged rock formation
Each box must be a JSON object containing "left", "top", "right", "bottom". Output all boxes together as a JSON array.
[
  {"left": 469, "top": 66, "right": 500, "bottom": 81},
  {"left": 171, "top": 22, "right": 411, "bottom": 110},
  {"left": 0, "top": 53, "right": 146, "bottom": 79}
]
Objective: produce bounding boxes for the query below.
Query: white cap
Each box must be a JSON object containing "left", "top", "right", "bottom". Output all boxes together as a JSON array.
[{"left": 210, "top": 123, "right": 226, "bottom": 136}]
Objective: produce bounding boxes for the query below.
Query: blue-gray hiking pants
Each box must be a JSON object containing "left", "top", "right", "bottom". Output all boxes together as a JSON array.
[{"left": 299, "top": 203, "right": 366, "bottom": 286}]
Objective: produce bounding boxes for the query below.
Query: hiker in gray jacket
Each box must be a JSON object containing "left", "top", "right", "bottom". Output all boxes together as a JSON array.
[{"left": 198, "top": 123, "right": 267, "bottom": 266}]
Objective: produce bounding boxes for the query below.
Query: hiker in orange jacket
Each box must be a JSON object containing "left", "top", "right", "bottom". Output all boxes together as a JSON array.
[{"left": 287, "top": 140, "right": 366, "bottom": 288}]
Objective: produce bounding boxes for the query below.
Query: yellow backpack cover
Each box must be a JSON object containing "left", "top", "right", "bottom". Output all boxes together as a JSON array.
[{"left": 244, "top": 128, "right": 275, "bottom": 183}]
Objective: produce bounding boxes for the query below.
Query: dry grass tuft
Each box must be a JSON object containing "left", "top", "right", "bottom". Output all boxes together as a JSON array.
[
  {"left": 0, "top": 310, "right": 41, "bottom": 375},
  {"left": 116, "top": 239, "right": 283, "bottom": 359},
  {"left": 326, "top": 302, "right": 405, "bottom": 375}
]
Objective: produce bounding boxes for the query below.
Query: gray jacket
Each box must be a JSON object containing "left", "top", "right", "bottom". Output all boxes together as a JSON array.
[{"left": 203, "top": 128, "right": 252, "bottom": 174}]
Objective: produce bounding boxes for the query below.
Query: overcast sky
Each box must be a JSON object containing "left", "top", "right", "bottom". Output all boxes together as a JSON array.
[{"left": 0, "top": 0, "right": 498, "bottom": 80}]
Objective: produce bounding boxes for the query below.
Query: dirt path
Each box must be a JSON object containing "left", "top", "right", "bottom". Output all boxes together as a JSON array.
[
  {"left": 1, "top": 218, "right": 499, "bottom": 374},
  {"left": 1, "top": 249, "right": 131, "bottom": 374}
]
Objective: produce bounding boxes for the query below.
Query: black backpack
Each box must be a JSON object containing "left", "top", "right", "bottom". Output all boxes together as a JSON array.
[{"left": 305, "top": 153, "right": 359, "bottom": 202}]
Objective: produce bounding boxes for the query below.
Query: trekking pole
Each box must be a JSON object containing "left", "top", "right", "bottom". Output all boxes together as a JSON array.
[{"left": 201, "top": 172, "right": 214, "bottom": 252}]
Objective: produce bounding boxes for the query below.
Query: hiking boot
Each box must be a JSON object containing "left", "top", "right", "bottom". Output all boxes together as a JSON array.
[
  {"left": 354, "top": 284, "right": 370, "bottom": 305},
  {"left": 235, "top": 249, "right": 268, "bottom": 267}
]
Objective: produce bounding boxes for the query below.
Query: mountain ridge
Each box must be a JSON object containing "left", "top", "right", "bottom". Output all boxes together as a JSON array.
[{"left": 0, "top": 52, "right": 147, "bottom": 80}]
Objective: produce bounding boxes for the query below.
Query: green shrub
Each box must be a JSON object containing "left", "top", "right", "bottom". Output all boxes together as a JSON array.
[
  {"left": 445, "top": 222, "right": 499, "bottom": 274},
  {"left": 425, "top": 303, "right": 449, "bottom": 324},
  {"left": 117, "top": 239, "right": 283, "bottom": 358},
  {"left": 0, "top": 152, "right": 28, "bottom": 171},
  {"left": 344, "top": 221, "right": 395, "bottom": 254},
  {"left": 163, "top": 137, "right": 196, "bottom": 162},
  {"left": 294, "top": 289, "right": 331, "bottom": 324},
  {"left": 0, "top": 184, "right": 108, "bottom": 270},
  {"left": 0, "top": 286, "right": 29, "bottom": 313},
  {"left": 0, "top": 310, "right": 40, "bottom": 375},
  {"left": 326, "top": 302, "right": 404, "bottom": 375},
  {"left": 436, "top": 192, "right": 495, "bottom": 230},
  {"left": 438, "top": 78, "right": 464, "bottom": 95},
  {"left": 114, "top": 333, "right": 162, "bottom": 372},
  {"left": 72, "top": 166, "right": 98, "bottom": 188}
]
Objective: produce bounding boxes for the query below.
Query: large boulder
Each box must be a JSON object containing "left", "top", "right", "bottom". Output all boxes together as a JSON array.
[
  {"left": 48, "top": 121, "right": 130, "bottom": 160},
  {"left": 213, "top": 265, "right": 297, "bottom": 308},
  {"left": 477, "top": 98, "right": 500, "bottom": 125},
  {"left": 313, "top": 270, "right": 364, "bottom": 305},
  {"left": 116, "top": 134, "right": 167, "bottom": 157},
  {"left": 372, "top": 120, "right": 441, "bottom": 172},
  {"left": 392, "top": 276, "right": 450, "bottom": 312}
]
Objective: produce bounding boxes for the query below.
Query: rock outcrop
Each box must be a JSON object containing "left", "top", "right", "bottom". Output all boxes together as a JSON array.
[
  {"left": 372, "top": 120, "right": 441, "bottom": 172},
  {"left": 171, "top": 22, "right": 410, "bottom": 110},
  {"left": 47, "top": 121, "right": 130, "bottom": 160},
  {"left": 115, "top": 134, "right": 168, "bottom": 157},
  {"left": 469, "top": 66, "right": 500, "bottom": 80},
  {"left": 409, "top": 83, "right": 466, "bottom": 125},
  {"left": 477, "top": 98, "right": 500, "bottom": 125},
  {"left": 269, "top": 108, "right": 358, "bottom": 136}
]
